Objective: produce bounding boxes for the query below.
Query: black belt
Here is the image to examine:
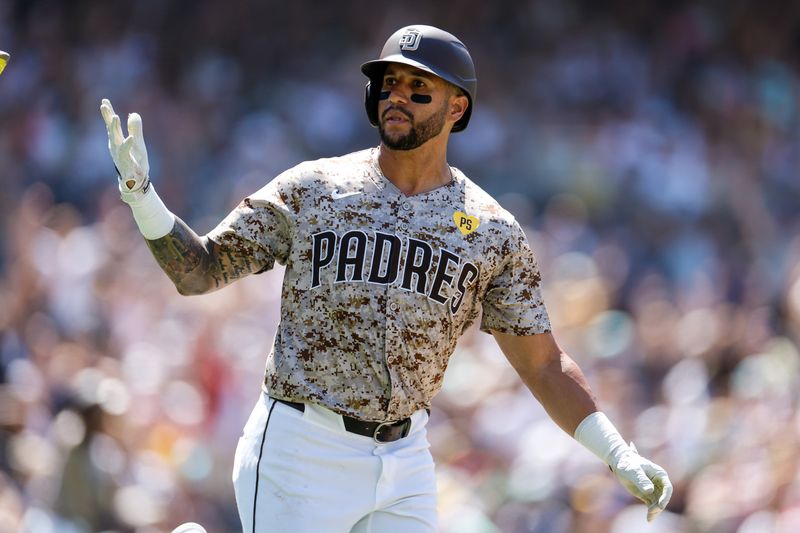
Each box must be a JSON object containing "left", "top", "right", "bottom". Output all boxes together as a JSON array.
[{"left": 275, "top": 399, "right": 412, "bottom": 443}]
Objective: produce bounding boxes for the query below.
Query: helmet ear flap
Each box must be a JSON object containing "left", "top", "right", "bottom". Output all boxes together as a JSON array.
[
  {"left": 364, "top": 69, "right": 387, "bottom": 128},
  {"left": 364, "top": 80, "right": 380, "bottom": 127}
]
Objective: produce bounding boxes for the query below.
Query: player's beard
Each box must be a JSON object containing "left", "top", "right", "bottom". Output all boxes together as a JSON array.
[{"left": 379, "top": 101, "right": 448, "bottom": 151}]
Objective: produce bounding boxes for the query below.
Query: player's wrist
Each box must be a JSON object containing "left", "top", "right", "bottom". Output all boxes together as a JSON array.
[
  {"left": 124, "top": 182, "right": 175, "bottom": 240},
  {"left": 574, "top": 411, "right": 631, "bottom": 468},
  {"left": 119, "top": 175, "right": 152, "bottom": 204}
]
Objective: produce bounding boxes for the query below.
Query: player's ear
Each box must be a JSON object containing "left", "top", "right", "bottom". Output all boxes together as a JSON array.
[{"left": 448, "top": 90, "right": 469, "bottom": 125}]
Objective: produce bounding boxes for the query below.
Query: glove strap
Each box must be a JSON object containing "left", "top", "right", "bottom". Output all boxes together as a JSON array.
[
  {"left": 574, "top": 411, "right": 631, "bottom": 469},
  {"left": 119, "top": 174, "right": 151, "bottom": 203},
  {"left": 124, "top": 183, "right": 175, "bottom": 240}
]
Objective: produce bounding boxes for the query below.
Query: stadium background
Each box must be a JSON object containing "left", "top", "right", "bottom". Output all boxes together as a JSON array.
[{"left": 1, "top": 0, "right": 799, "bottom": 531}]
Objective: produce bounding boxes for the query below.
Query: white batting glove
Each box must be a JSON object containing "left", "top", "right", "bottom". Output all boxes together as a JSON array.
[
  {"left": 99, "top": 98, "right": 175, "bottom": 240},
  {"left": 100, "top": 98, "right": 151, "bottom": 203},
  {"left": 611, "top": 442, "right": 673, "bottom": 521},
  {"left": 574, "top": 412, "right": 673, "bottom": 522}
]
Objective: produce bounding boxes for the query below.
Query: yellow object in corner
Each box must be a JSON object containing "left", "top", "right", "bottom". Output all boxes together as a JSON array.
[{"left": 0, "top": 51, "right": 9, "bottom": 76}]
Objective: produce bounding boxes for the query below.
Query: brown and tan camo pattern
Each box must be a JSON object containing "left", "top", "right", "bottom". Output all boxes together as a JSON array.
[{"left": 208, "top": 148, "right": 551, "bottom": 422}]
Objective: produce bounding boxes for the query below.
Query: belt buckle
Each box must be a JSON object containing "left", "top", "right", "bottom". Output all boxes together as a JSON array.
[
  {"left": 373, "top": 421, "right": 394, "bottom": 444},
  {"left": 373, "top": 419, "right": 411, "bottom": 444}
]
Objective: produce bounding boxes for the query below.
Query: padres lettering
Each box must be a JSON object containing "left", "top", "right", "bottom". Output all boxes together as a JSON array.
[{"left": 311, "top": 230, "right": 479, "bottom": 313}]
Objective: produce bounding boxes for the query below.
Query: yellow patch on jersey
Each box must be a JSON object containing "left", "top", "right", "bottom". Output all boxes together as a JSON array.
[{"left": 453, "top": 211, "right": 480, "bottom": 236}]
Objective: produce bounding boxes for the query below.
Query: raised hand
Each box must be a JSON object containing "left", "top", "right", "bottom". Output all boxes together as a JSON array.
[{"left": 100, "top": 98, "right": 151, "bottom": 202}]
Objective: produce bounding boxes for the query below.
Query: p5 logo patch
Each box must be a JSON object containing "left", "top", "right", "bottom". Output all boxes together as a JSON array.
[{"left": 453, "top": 211, "right": 480, "bottom": 236}]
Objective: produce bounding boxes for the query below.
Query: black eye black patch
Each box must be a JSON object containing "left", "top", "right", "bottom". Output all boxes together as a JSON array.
[{"left": 378, "top": 92, "right": 432, "bottom": 103}]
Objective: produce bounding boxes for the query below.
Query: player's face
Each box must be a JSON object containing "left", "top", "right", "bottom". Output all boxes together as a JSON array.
[{"left": 378, "top": 64, "right": 452, "bottom": 151}]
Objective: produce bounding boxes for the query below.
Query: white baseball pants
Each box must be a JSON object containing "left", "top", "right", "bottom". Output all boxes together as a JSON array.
[{"left": 232, "top": 392, "right": 438, "bottom": 532}]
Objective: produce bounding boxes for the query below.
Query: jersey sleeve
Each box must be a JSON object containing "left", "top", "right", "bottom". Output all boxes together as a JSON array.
[
  {"left": 480, "top": 221, "right": 551, "bottom": 336},
  {"left": 206, "top": 175, "right": 294, "bottom": 274}
]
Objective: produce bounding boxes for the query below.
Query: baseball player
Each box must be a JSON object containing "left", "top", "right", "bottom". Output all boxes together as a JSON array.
[{"left": 101, "top": 25, "right": 672, "bottom": 532}]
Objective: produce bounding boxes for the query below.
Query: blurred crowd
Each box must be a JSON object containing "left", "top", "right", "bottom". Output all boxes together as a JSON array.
[{"left": 1, "top": 0, "right": 800, "bottom": 531}]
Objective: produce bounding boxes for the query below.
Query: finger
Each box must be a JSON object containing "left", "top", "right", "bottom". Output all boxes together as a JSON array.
[
  {"left": 119, "top": 136, "right": 135, "bottom": 159},
  {"left": 127, "top": 113, "right": 142, "bottom": 141},
  {"left": 127, "top": 112, "right": 147, "bottom": 163},
  {"left": 618, "top": 469, "right": 655, "bottom": 507},
  {"left": 630, "top": 467, "right": 655, "bottom": 496},
  {"left": 646, "top": 492, "right": 669, "bottom": 521},
  {"left": 646, "top": 473, "right": 672, "bottom": 521},
  {"left": 624, "top": 446, "right": 657, "bottom": 498},
  {"left": 109, "top": 114, "right": 125, "bottom": 147},
  {"left": 100, "top": 102, "right": 114, "bottom": 127},
  {"left": 654, "top": 473, "right": 673, "bottom": 508},
  {"left": 100, "top": 99, "right": 119, "bottom": 128},
  {"left": 100, "top": 99, "right": 126, "bottom": 147},
  {"left": 641, "top": 463, "right": 671, "bottom": 496},
  {"left": 647, "top": 503, "right": 664, "bottom": 522},
  {"left": 100, "top": 98, "right": 114, "bottom": 115}
]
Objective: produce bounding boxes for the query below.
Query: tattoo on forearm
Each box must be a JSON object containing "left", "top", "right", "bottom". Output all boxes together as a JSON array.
[
  {"left": 146, "top": 218, "right": 205, "bottom": 277},
  {"left": 145, "top": 217, "right": 260, "bottom": 294}
]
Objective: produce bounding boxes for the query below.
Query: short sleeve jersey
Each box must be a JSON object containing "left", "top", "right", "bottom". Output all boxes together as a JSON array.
[{"left": 208, "top": 148, "right": 551, "bottom": 421}]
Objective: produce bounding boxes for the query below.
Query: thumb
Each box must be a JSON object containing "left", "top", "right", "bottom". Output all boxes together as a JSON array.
[
  {"left": 127, "top": 113, "right": 146, "bottom": 152},
  {"left": 127, "top": 112, "right": 149, "bottom": 172}
]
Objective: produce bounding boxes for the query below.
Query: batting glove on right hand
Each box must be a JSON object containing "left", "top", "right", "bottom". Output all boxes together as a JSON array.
[
  {"left": 611, "top": 442, "right": 673, "bottom": 522},
  {"left": 100, "top": 98, "right": 151, "bottom": 203}
]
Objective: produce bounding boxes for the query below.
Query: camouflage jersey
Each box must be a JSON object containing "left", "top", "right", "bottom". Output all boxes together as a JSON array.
[{"left": 208, "top": 147, "right": 551, "bottom": 422}]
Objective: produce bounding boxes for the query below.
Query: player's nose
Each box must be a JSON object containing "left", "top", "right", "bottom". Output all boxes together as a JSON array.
[{"left": 386, "top": 83, "right": 413, "bottom": 104}]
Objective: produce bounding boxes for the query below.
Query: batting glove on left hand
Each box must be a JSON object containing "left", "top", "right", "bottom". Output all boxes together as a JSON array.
[
  {"left": 611, "top": 442, "right": 673, "bottom": 522},
  {"left": 574, "top": 411, "right": 673, "bottom": 522},
  {"left": 100, "top": 98, "right": 151, "bottom": 203}
]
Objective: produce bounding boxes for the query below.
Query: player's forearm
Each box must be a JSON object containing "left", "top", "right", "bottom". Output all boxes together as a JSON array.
[
  {"left": 523, "top": 353, "right": 599, "bottom": 435},
  {"left": 145, "top": 216, "right": 265, "bottom": 295},
  {"left": 493, "top": 331, "right": 598, "bottom": 435},
  {"left": 145, "top": 217, "right": 224, "bottom": 295}
]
